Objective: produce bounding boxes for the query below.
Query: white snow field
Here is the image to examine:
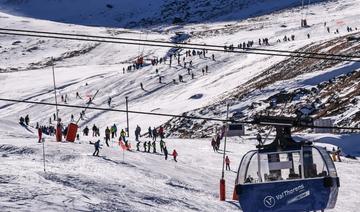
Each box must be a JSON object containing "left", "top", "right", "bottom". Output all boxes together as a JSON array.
[{"left": 0, "top": 0, "right": 360, "bottom": 211}]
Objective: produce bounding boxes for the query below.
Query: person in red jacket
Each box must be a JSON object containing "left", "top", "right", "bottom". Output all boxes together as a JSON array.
[
  {"left": 172, "top": 149, "right": 178, "bottom": 162},
  {"left": 38, "top": 127, "right": 42, "bottom": 143},
  {"left": 158, "top": 126, "right": 164, "bottom": 140},
  {"left": 225, "top": 155, "right": 230, "bottom": 171}
]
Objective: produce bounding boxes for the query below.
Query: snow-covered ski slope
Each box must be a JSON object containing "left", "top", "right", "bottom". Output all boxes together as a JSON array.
[{"left": 0, "top": 0, "right": 360, "bottom": 211}]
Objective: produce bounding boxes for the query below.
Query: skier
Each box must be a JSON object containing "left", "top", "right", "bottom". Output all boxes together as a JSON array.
[
  {"left": 152, "top": 127, "right": 158, "bottom": 141},
  {"left": 159, "top": 126, "right": 164, "bottom": 140},
  {"left": 76, "top": 92, "right": 80, "bottom": 99},
  {"left": 148, "top": 127, "right": 152, "bottom": 138},
  {"left": 93, "top": 140, "right": 101, "bottom": 156},
  {"left": 202, "top": 69, "right": 205, "bottom": 76},
  {"left": 135, "top": 125, "right": 141, "bottom": 141},
  {"left": 105, "top": 127, "right": 110, "bottom": 147},
  {"left": 178, "top": 74, "right": 183, "bottom": 82},
  {"left": 111, "top": 124, "right": 117, "bottom": 138},
  {"left": 256, "top": 133, "right": 262, "bottom": 144},
  {"left": 163, "top": 146, "right": 168, "bottom": 160},
  {"left": 216, "top": 134, "right": 221, "bottom": 151},
  {"left": 70, "top": 114, "right": 74, "bottom": 122},
  {"left": 53, "top": 113, "right": 56, "bottom": 121},
  {"left": 160, "top": 139, "right": 165, "bottom": 153},
  {"left": 136, "top": 141, "right": 141, "bottom": 151},
  {"left": 96, "top": 127, "right": 100, "bottom": 137},
  {"left": 225, "top": 155, "right": 231, "bottom": 170},
  {"left": 211, "top": 137, "right": 216, "bottom": 152},
  {"left": 336, "top": 147, "right": 342, "bottom": 162},
  {"left": 83, "top": 126, "right": 89, "bottom": 136},
  {"left": 140, "top": 82, "right": 144, "bottom": 90},
  {"left": 92, "top": 124, "right": 97, "bottom": 137},
  {"left": 143, "top": 141, "right": 147, "bottom": 152},
  {"left": 63, "top": 126, "right": 68, "bottom": 139},
  {"left": 38, "top": 127, "right": 42, "bottom": 143},
  {"left": 147, "top": 141, "right": 151, "bottom": 153},
  {"left": 19, "top": 116, "right": 25, "bottom": 126},
  {"left": 212, "top": 54, "right": 215, "bottom": 61},
  {"left": 152, "top": 140, "right": 156, "bottom": 153},
  {"left": 25, "top": 115, "right": 30, "bottom": 126},
  {"left": 107, "top": 97, "right": 112, "bottom": 107},
  {"left": 172, "top": 149, "right": 178, "bottom": 162},
  {"left": 120, "top": 129, "right": 126, "bottom": 143}
]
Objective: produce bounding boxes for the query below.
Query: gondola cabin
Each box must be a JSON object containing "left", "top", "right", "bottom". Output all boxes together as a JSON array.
[{"left": 235, "top": 116, "right": 339, "bottom": 212}]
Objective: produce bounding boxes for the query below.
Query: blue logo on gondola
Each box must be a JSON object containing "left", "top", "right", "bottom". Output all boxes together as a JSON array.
[{"left": 264, "top": 196, "right": 276, "bottom": 208}]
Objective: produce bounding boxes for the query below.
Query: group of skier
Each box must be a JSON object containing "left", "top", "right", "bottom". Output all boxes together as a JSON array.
[
  {"left": 19, "top": 114, "right": 30, "bottom": 126},
  {"left": 137, "top": 49, "right": 215, "bottom": 90},
  {"left": 89, "top": 124, "right": 178, "bottom": 162}
]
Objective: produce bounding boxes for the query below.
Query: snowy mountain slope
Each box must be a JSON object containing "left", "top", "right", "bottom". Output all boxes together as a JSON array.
[
  {"left": 0, "top": 120, "right": 246, "bottom": 211},
  {"left": 1, "top": 0, "right": 359, "bottom": 135},
  {"left": 165, "top": 32, "right": 360, "bottom": 139},
  {"left": 0, "top": 0, "right": 327, "bottom": 28}
]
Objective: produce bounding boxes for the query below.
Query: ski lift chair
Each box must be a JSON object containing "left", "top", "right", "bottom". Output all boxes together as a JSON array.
[{"left": 234, "top": 116, "right": 339, "bottom": 212}]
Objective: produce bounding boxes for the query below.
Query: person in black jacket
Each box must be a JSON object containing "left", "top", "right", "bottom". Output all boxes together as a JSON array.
[{"left": 93, "top": 140, "right": 101, "bottom": 156}]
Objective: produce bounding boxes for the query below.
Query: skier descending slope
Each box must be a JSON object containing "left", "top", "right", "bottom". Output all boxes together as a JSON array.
[
  {"left": 107, "top": 97, "right": 112, "bottom": 107},
  {"left": 93, "top": 140, "right": 101, "bottom": 156},
  {"left": 25, "top": 115, "right": 30, "bottom": 126}
]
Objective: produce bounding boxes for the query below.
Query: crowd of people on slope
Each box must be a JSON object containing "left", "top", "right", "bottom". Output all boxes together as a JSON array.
[{"left": 86, "top": 123, "right": 178, "bottom": 162}]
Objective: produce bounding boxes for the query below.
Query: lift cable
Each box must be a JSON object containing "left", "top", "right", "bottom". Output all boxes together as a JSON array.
[
  {"left": 0, "top": 28, "right": 359, "bottom": 60},
  {"left": 1, "top": 98, "right": 360, "bottom": 131}
]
